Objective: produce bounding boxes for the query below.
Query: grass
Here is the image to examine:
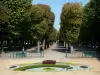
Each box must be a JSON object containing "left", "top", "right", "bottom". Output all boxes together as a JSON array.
[
  {"left": 14, "top": 64, "right": 71, "bottom": 71},
  {"left": 19, "top": 62, "right": 41, "bottom": 66},
  {"left": 66, "top": 62, "right": 77, "bottom": 65},
  {"left": 43, "top": 67, "right": 55, "bottom": 71},
  {"left": 56, "top": 62, "right": 77, "bottom": 65}
]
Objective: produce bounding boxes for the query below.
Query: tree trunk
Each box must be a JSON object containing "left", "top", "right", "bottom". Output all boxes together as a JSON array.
[
  {"left": 43, "top": 40, "right": 45, "bottom": 50},
  {"left": 1, "top": 40, "right": 4, "bottom": 53},
  {"left": 7, "top": 39, "right": 11, "bottom": 49},
  {"left": 64, "top": 41, "right": 66, "bottom": 47},
  {"left": 67, "top": 42, "right": 71, "bottom": 52},
  {"left": 13, "top": 39, "right": 17, "bottom": 51},
  {"left": 37, "top": 40, "right": 40, "bottom": 55},
  {"left": 47, "top": 44, "right": 49, "bottom": 48},
  {"left": 45, "top": 39, "right": 47, "bottom": 49}
]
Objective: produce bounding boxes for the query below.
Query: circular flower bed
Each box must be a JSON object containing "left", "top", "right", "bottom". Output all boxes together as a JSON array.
[
  {"left": 14, "top": 64, "right": 72, "bottom": 71},
  {"left": 8, "top": 61, "right": 92, "bottom": 72}
]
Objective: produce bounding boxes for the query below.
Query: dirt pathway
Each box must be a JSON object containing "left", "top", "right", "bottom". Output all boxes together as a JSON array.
[{"left": 44, "top": 43, "right": 66, "bottom": 59}]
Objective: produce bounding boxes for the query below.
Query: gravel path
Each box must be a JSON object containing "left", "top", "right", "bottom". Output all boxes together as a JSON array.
[{"left": 44, "top": 43, "right": 66, "bottom": 60}]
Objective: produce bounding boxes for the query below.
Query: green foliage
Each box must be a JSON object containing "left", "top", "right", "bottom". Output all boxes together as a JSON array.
[
  {"left": 30, "top": 5, "right": 48, "bottom": 40},
  {"left": 0, "top": 0, "right": 32, "bottom": 40},
  {"left": 30, "top": 4, "right": 55, "bottom": 42},
  {"left": 14, "top": 64, "right": 71, "bottom": 71},
  {"left": 0, "top": 3, "right": 8, "bottom": 40},
  {"left": 79, "top": 3, "right": 91, "bottom": 44},
  {"left": 0, "top": 3, "right": 8, "bottom": 24},
  {"left": 0, "top": 0, "right": 55, "bottom": 51},
  {"left": 34, "top": 20, "right": 48, "bottom": 40},
  {"left": 43, "top": 67, "right": 55, "bottom": 71},
  {"left": 60, "top": 3, "right": 82, "bottom": 43},
  {"left": 79, "top": 0, "right": 100, "bottom": 47},
  {"left": 48, "top": 27, "right": 57, "bottom": 42}
]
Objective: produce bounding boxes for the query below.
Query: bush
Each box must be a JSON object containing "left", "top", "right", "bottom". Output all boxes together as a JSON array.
[
  {"left": 10, "top": 65, "right": 17, "bottom": 68},
  {"left": 80, "top": 65, "right": 88, "bottom": 68},
  {"left": 42, "top": 60, "right": 56, "bottom": 64}
]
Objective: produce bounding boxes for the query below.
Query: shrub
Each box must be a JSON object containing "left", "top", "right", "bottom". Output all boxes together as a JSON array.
[
  {"left": 10, "top": 65, "right": 17, "bottom": 68},
  {"left": 42, "top": 60, "right": 56, "bottom": 64},
  {"left": 80, "top": 65, "right": 88, "bottom": 68}
]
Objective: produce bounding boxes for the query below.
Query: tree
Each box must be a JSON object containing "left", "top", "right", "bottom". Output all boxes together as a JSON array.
[
  {"left": 31, "top": 4, "right": 55, "bottom": 49},
  {"left": 79, "top": 0, "right": 100, "bottom": 50},
  {"left": 48, "top": 27, "right": 57, "bottom": 44},
  {"left": 60, "top": 3, "right": 82, "bottom": 47},
  {"left": 30, "top": 5, "right": 48, "bottom": 41},
  {"left": 0, "top": 0, "right": 32, "bottom": 51},
  {"left": 0, "top": 1, "right": 55, "bottom": 52},
  {"left": 0, "top": 2, "right": 8, "bottom": 52},
  {"left": 45, "top": 11, "right": 55, "bottom": 48},
  {"left": 79, "top": 2, "right": 93, "bottom": 45}
]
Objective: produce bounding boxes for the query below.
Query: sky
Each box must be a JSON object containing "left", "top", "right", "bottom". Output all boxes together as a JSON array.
[{"left": 32, "top": 0, "right": 89, "bottom": 30}]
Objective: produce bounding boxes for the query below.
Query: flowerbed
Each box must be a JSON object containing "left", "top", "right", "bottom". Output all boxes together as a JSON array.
[
  {"left": 8, "top": 60, "right": 92, "bottom": 72},
  {"left": 42, "top": 60, "right": 56, "bottom": 64}
]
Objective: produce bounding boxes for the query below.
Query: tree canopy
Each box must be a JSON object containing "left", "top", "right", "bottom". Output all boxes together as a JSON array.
[
  {"left": 0, "top": 0, "right": 55, "bottom": 52},
  {"left": 60, "top": 3, "right": 82, "bottom": 44},
  {"left": 79, "top": 0, "right": 100, "bottom": 47}
]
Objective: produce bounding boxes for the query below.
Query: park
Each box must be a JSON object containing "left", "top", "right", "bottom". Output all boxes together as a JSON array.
[{"left": 0, "top": 0, "right": 100, "bottom": 75}]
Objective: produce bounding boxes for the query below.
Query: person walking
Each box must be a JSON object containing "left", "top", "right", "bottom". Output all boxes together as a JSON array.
[{"left": 40, "top": 46, "right": 44, "bottom": 57}]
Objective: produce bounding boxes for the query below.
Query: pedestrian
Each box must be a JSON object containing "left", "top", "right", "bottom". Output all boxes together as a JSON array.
[{"left": 40, "top": 46, "right": 44, "bottom": 57}]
